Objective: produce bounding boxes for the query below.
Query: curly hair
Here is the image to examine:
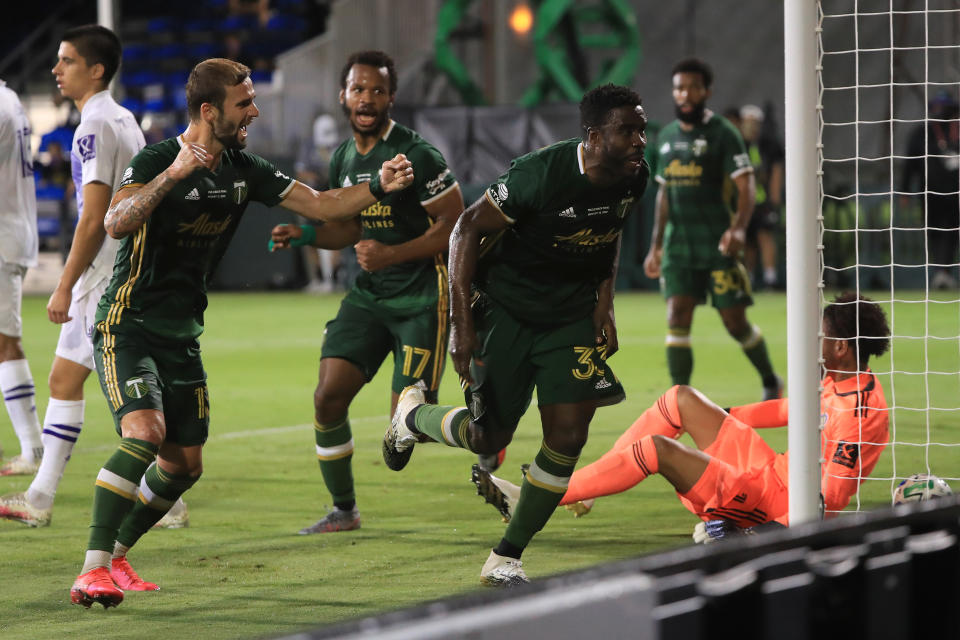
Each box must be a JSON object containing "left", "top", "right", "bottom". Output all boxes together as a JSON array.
[
  {"left": 823, "top": 292, "right": 891, "bottom": 365},
  {"left": 579, "top": 83, "right": 642, "bottom": 140},
  {"left": 671, "top": 57, "right": 713, "bottom": 89},
  {"left": 340, "top": 50, "right": 397, "bottom": 95}
]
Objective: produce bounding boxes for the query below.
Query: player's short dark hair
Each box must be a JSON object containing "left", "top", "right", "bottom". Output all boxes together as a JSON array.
[
  {"left": 186, "top": 58, "right": 251, "bottom": 121},
  {"left": 672, "top": 57, "right": 713, "bottom": 89},
  {"left": 340, "top": 50, "right": 397, "bottom": 95},
  {"left": 579, "top": 83, "right": 642, "bottom": 140},
  {"left": 823, "top": 292, "right": 891, "bottom": 365},
  {"left": 61, "top": 24, "right": 122, "bottom": 87}
]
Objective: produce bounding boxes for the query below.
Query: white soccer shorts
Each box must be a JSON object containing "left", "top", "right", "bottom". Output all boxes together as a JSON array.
[
  {"left": 0, "top": 259, "right": 27, "bottom": 338},
  {"left": 55, "top": 279, "right": 107, "bottom": 370}
]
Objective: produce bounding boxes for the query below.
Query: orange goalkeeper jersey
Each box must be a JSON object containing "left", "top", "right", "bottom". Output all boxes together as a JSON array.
[{"left": 729, "top": 370, "right": 889, "bottom": 515}]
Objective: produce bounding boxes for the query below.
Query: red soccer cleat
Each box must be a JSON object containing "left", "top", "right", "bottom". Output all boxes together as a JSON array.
[
  {"left": 110, "top": 557, "right": 160, "bottom": 591},
  {"left": 71, "top": 567, "right": 124, "bottom": 609}
]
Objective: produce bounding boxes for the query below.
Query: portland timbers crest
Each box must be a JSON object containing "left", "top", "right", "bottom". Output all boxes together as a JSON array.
[
  {"left": 233, "top": 180, "right": 248, "bottom": 204},
  {"left": 125, "top": 377, "right": 148, "bottom": 399}
]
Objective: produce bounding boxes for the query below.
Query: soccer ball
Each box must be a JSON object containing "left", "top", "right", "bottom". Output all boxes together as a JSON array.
[{"left": 892, "top": 473, "right": 953, "bottom": 505}]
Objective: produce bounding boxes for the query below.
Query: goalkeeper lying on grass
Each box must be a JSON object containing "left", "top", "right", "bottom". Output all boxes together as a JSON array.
[{"left": 472, "top": 293, "right": 890, "bottom": 541}]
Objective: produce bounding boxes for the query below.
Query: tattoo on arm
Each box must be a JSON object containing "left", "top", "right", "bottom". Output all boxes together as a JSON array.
[{"left": 105, "top": 173, "right": 178, "bottom": 238}]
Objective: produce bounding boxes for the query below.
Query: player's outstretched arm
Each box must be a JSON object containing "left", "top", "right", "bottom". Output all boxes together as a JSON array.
[
  {"left": 269, "top": 219, "right": 361, "bottom": 251},
  {"left": 355, "top": 184, "right": 464, "bottom": 272},
  {"left": 104, "top": 142, "right": 212, "bottom": 238},
  {"left": 280, "top": 154, "right": 413, "bottom": 223},
  {"left": 448, "top": 194, "right": 510, "bottom": 385}
]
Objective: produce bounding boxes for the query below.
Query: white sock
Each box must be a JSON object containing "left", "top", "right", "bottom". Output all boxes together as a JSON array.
[
  {"left": 112, "top": 541, "right": 130, "bottom": 559},
  {"left": 27, "top": 398, "right": 84, "bottom": 508},
  {"left": 0, "top": 359, "right": 42, "bottom": 461},
  {"left": 81, "top": 549, "right": 111, "bottom": 574}
]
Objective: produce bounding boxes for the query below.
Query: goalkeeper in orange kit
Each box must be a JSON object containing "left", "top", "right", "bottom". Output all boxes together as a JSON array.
[{"left": 472, "top": 293, "right": 891, "bottom": 537}]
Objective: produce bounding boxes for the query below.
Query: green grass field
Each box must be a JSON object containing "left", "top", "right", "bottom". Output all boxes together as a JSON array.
[{"left": 1, "top": 290, "right": 957, "bottom": 638}]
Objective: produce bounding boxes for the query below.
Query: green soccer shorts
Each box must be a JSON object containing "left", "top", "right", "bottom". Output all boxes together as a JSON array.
[
  {"left": 320, "top": 298, "right": 448, "bottom": 395},
  {"left": 463, "top": 293, "right": 625, "bottom": 435},
  {"left": 93, "top": 325, "right": 210, "bottom": 446},
  {"left": 660, "top": 261, "right": 754, "bottom": 309}
]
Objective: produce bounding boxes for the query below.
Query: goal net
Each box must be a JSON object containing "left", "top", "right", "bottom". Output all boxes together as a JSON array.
[{"left": 817, "top": 0, "right": 960, "bottom": 515}]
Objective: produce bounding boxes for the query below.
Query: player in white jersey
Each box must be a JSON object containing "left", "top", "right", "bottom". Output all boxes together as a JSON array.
[
  {"left": 0, "top": 79, "right": 43, "bottom": 481},
  {"left": 0, "top": 25, "right": 185, "bottom": 530}
]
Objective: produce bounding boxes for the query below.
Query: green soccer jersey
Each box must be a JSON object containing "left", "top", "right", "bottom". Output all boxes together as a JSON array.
[
  {"left": 96, "top": 136, "right": 295, "bottom": 341},
  {"left": 480, "top": 138, "right": 649, "bottom": 326},
  {"left": 654, "top": 113, "right": 753, "bottom": 269},
  {"left": 328, "top": 120, "right": 458, "bottom": 312}
]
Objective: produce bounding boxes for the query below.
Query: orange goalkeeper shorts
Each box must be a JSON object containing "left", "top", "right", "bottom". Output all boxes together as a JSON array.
[{"left": 677, "top": 416, "right": 789, "bottom": 527}]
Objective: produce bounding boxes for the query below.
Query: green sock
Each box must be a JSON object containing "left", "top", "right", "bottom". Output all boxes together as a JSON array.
[
  {"left": 666, "top": 327, "right": 693, "bottom": 385},
  {"left": 413, "top": 405, "right": 472, "bottom": 449},
  {"left": 88, "top": 438, "right": 159, "bottom": 552},
  {"left": 502, "top": 442, "right": 579, "bottom": 550},
  {"left": 737, "top": 325, "right": 778, "bottom": 385},
  {"left": 116, "top": 461, "right": 199, "bottom": 548},
  {"left": 314, "top": 416, "right": 355, "bottom": 505}
]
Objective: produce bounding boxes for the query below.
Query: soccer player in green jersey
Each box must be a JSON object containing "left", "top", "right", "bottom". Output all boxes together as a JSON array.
[
  {"left": 382, "top": 84, "right": 650, "bottom": 587},
  {"left": 643, "top": 58, "right": 781, "bottom": 399},
  {"left": 69, "top": 57, "right": 414, "bottom": 609},
  {"left": 269, "top": 50, "right": 464, "bottom": 535}
]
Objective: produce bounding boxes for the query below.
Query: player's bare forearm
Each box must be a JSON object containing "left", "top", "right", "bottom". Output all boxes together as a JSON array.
[
  {"left": 58, "top": 182, "right": 112, "bottom": 290},
  {"left": 650, "top": 184, "right": 669, "bottom": 249},
  {"left": 104, "top": 172, "right": 179, "bottom": 238},
  {"left": 388, "top": 185, "right": 464, "bottom": 264},
  {"left": 731, "top": 172, "right": 756, "bottom": 231},
  {"left": 316, "top": 219, "right": 362, "bottom": 249}
]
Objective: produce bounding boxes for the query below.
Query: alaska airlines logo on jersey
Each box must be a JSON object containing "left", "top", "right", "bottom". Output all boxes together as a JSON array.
[
  {"left": 489, "top": 183, "right": 509, "bottom": 209},
  {"left": 425, "top": 168, "right": 451, "bottom": 196},
  {"left": 77, "top": 134, "right": 96, "bottom": 162},
  {"left": 233, "top": 180, "right": 248, "bottom": 204},
  {"left": 553, "top": 227, "right": 620, "bottom": 248},
  {"left": 831, "top": 441, "right": 860, "bottom": 469},
  {"left": 360, "top": 202, "right": 394, "bottom": 229},
  {"left": 693, "top": 138, "right": 708, "bottom": 157},
  {"left": 663, "top": 159, "right": 704, "bottom": 179},
  {"left": 177, "top": 212, "right": 234, "bottom": 236}
]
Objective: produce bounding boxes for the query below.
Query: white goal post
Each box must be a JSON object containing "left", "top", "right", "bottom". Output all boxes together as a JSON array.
[{"left": 788, "top": 0, "right": 960, "bottom": 525}]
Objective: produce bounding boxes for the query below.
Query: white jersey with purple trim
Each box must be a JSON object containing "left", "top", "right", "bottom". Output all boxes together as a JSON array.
[
  {"left": 70, "top": 90, "right": 145, "bottom": 297},
  {"left": 0, "top": 80, "right": 37, "bottom": 268}
]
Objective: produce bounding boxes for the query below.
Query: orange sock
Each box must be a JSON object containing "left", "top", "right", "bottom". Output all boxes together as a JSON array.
[
  {"left": 561, "top": 435, "right": 660, "bottom": 505},
  {"left": 610, "top": 386, "right": 684, "bottom": 452}
]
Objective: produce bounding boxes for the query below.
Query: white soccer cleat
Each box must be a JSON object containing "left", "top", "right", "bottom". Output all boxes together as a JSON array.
[
  {"left": 382, "top": 380, "right": 427, "bottom": 471},
  {"left": 480, "top": 550, "right": 529, "bottom": 587},
  {"left": 471, "top": 464, "right": 520, "bottom": 522},
  {"left": 0, "top": 455, "right": 40, "bottom": 477},
  {"left": 0, "top": 491, "right": 51, "bottom": 527},
  {"left": 154, "top": 497, "right": 190, "bottom": 529}
]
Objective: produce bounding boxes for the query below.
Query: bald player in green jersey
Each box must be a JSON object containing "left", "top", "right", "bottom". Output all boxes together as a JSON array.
[
  {"left": 382, "top": 84, "right": 650, "bottom": 587},
  {"left": 270, "top": 50, "right": 464, "bottom": 536},
  {"left": 69, "top": 57, "right": 414, "bottom": 610},
  {"left": 644, "top": 58, "right": 781, "bottom": 399}
]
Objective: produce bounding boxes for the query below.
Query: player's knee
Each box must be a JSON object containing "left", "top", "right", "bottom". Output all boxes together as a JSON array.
[
  {"left": 48, "top": 368, "right": 84, "bottom": 400},
  {"left": 651, "top": 434, "right": 679, "bottom": 465},
  {"left": 313, "top": 384, "right": 352, "bottom": 421},
  {"left": 544, "top": 425, "right": 589, "bottom": 457},
  {"left": 469, "top": 422, "right": 513, "bottom": 455}
]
